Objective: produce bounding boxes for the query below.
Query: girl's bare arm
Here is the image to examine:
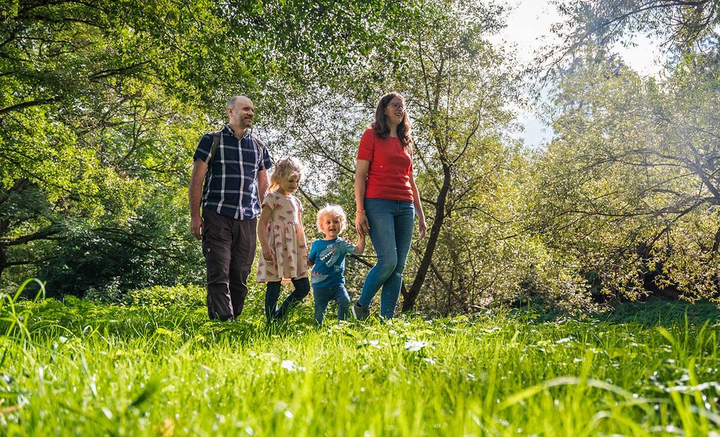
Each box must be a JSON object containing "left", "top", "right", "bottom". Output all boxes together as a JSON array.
[{"left": 257, "top": 205, "right": 275, "bottom": 261}]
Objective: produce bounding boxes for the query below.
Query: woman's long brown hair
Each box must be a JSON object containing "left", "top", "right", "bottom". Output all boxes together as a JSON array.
[{"left": 371, "top": 92, "right": 412, "bottom": 149}]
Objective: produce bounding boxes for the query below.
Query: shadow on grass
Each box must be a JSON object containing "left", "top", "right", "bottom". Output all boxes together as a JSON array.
[
  {"left": 505, "top": 297, "right": 720, "bottom": 328},
  {"left": 596, "top": 298, "right": 720, "bottom": 327},
  {"left": 7, "top": 285, "right": 719, "bottom": 344}
]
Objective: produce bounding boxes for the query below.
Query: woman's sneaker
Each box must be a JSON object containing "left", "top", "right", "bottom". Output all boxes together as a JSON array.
[{"left": 351, "top": 302, "right": 370, "bottom": 320}]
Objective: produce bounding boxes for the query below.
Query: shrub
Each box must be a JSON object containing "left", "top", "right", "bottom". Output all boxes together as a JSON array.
[{"left": 124, "top": 284, "right": 205, "bottom": 310}]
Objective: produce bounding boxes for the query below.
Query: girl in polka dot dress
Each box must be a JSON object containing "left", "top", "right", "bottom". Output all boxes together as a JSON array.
[{"left": 257, "top": 157, "right": 310, "bottom": 321}]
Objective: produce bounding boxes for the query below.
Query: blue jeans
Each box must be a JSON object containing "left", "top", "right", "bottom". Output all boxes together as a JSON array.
[
  {"left": 265, "top": 278, "right": 310, "bottom": 321},
  {"left": 313, "top": 284, "right": 351, "bottom": 324},
  {"left": 358, "top": 198, "right": 414, "bottom": 318}
]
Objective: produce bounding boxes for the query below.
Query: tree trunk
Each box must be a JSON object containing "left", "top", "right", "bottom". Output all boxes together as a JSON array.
[
  {"left": 401, "top": 163, "right": 450, "bottom": 312},
  {"left": 0, "top": 218, "right": 7, "bottom": 281}
]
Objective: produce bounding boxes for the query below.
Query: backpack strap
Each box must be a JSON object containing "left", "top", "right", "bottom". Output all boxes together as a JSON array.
[
  {"left": 208, "top": 131, "right": 221, "bottom": 167},
  {"left": 253, "top": 136, "right": 267, "bottom": 170}
]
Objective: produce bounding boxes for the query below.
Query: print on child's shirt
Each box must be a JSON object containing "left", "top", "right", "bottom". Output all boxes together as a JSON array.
[
  {"left": 319, "top": 244, "right": 343, "bottom": 267},
  {"left": 309, "top": 238, "right": 355, "bottom": 287}
]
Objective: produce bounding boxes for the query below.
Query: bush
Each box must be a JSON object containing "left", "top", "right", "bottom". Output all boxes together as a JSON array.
[
  {"left": 39, "top": 197, "right": 205, "bottom": 298},
  {"left": 84, "top": 277, "right": 123, "bottom": 304},
  {"left": 123, "top": 284, "right": 205, "bottom": 310}
]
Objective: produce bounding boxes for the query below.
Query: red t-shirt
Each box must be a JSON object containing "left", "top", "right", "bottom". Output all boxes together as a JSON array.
[{"left": 357, "top": 129, "right": 413, "bottom": 201}]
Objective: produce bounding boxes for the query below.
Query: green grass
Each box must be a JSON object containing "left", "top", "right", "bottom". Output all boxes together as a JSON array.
[{"left": 1, "top": 282, "right": 720, "bottom": 436}]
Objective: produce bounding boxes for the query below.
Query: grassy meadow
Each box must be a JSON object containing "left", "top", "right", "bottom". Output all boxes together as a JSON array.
[{"left": 1, "top": 281, "right": 719, "bottom": 436}]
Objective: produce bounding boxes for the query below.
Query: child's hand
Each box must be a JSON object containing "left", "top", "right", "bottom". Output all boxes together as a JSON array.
[
  {"left": 354, "top": 232, "right": 366, "bottom": 255},
  {"left": 262, "top": 246, "right": 275, "bottom": 261}
]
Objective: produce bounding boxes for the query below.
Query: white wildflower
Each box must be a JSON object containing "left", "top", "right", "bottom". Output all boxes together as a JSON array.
[
  {"left": 281, "top": 360, "right": 305, "bottom": 372},
  {"left": 405, "top": 340, "right": 429, "bottom": 352}
]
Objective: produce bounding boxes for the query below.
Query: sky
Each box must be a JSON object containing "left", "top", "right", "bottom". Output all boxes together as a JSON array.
[{"left": 494, "top": 0, "right": 664, "bottom": 148}]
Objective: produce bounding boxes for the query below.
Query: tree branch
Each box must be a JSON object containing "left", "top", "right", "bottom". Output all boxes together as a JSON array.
[{"left": 0, "top": 96, "right": 62, "bottom": 115}]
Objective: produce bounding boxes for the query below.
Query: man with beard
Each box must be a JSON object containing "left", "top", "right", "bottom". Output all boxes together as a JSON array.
[{"left": 189, "top": 96, "right": 273, "bottom": 320}]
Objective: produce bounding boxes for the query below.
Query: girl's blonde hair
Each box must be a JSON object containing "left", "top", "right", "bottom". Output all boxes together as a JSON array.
[
  {"left": 316, "top": 204, "right": 347, "bottom": 233},
  {"left": 269, "top": 157, "right": 304, "bottom": 192}
]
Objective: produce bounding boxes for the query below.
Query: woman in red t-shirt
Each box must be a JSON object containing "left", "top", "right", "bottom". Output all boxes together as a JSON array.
[{"left": 351, "top": 92, "right": 426, "bottom": 319}]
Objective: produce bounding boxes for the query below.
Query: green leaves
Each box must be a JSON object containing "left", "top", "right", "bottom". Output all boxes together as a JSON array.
[
  {"left": 532, "top": 48, "right": 720, "bottom": 300},
  {"left": 547, "top": 0, "right": 720, "bottom": 71}
]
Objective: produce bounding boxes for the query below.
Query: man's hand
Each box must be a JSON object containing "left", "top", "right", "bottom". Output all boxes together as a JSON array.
[
  {"left": 190, "top": 216, "right": 204, "bottom": 240},
  {"left": 189, "top": 159, "right": 208, "bottom": 240}
]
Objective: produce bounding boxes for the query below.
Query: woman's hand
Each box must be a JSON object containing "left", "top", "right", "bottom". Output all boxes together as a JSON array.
[
  {"left": 355, "top": 213, "right": 370, "bottom": 237},
  {"left": 418, "top": 217, "right": 427, "bottom": 240},
  {"left": 354, "top": 160, "right": 370, "bottom": 237}
]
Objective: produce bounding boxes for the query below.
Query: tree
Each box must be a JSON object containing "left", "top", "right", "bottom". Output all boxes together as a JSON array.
[
  {"left": 258, "top": 1, "right": 535, "bottom": 314},
  {"left": 0, "top": 0, "right": 227, "bottom": 285},
  {"left": 393, "top": 2, "right": 520, "bottom": 312},
  {"left": 529, "top": 49, "right": 720, "bottom": 300},
  {"left": 548, "top": 0, "right": 720, "bottom": 67},
  {"left": 0, "top": 0, "right": 439, "bottom": 294}
]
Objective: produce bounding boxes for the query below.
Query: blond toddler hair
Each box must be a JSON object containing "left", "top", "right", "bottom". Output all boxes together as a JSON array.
[{"left": 316, "top": 204, "right": 348, "bottom": 233}]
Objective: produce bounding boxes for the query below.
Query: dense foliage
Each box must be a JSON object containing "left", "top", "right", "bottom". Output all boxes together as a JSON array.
[
  {"left": 1, "top": 0, "right": 719, "bottom": 311},
  {"left": 528, "top": 0, "right": 720, "bottom": 302},
  {"left": 529, "top": 49, "right": 720, "bottom": 301},
  {"left": 0, "top": 0, "right": 440, "bottom": 298}
]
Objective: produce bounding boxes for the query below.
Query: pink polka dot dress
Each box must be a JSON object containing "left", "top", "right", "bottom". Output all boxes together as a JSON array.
[{"left": 257, "top": 192, "right": 308, "bottom": 282}]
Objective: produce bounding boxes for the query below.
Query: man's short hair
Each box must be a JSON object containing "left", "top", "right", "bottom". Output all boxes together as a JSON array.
[{"left": 226, "top": 95, "right": 250, "bottom": 110}]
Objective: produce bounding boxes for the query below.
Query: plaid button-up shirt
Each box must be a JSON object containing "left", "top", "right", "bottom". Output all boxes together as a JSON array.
[{"left": 193, "top": 125, "right": 273, "bottom": 220}]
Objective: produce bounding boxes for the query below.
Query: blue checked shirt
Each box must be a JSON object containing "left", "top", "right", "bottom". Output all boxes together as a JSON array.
[{"left": 193, "top": 125, "right": 273, "bottom": 220}]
